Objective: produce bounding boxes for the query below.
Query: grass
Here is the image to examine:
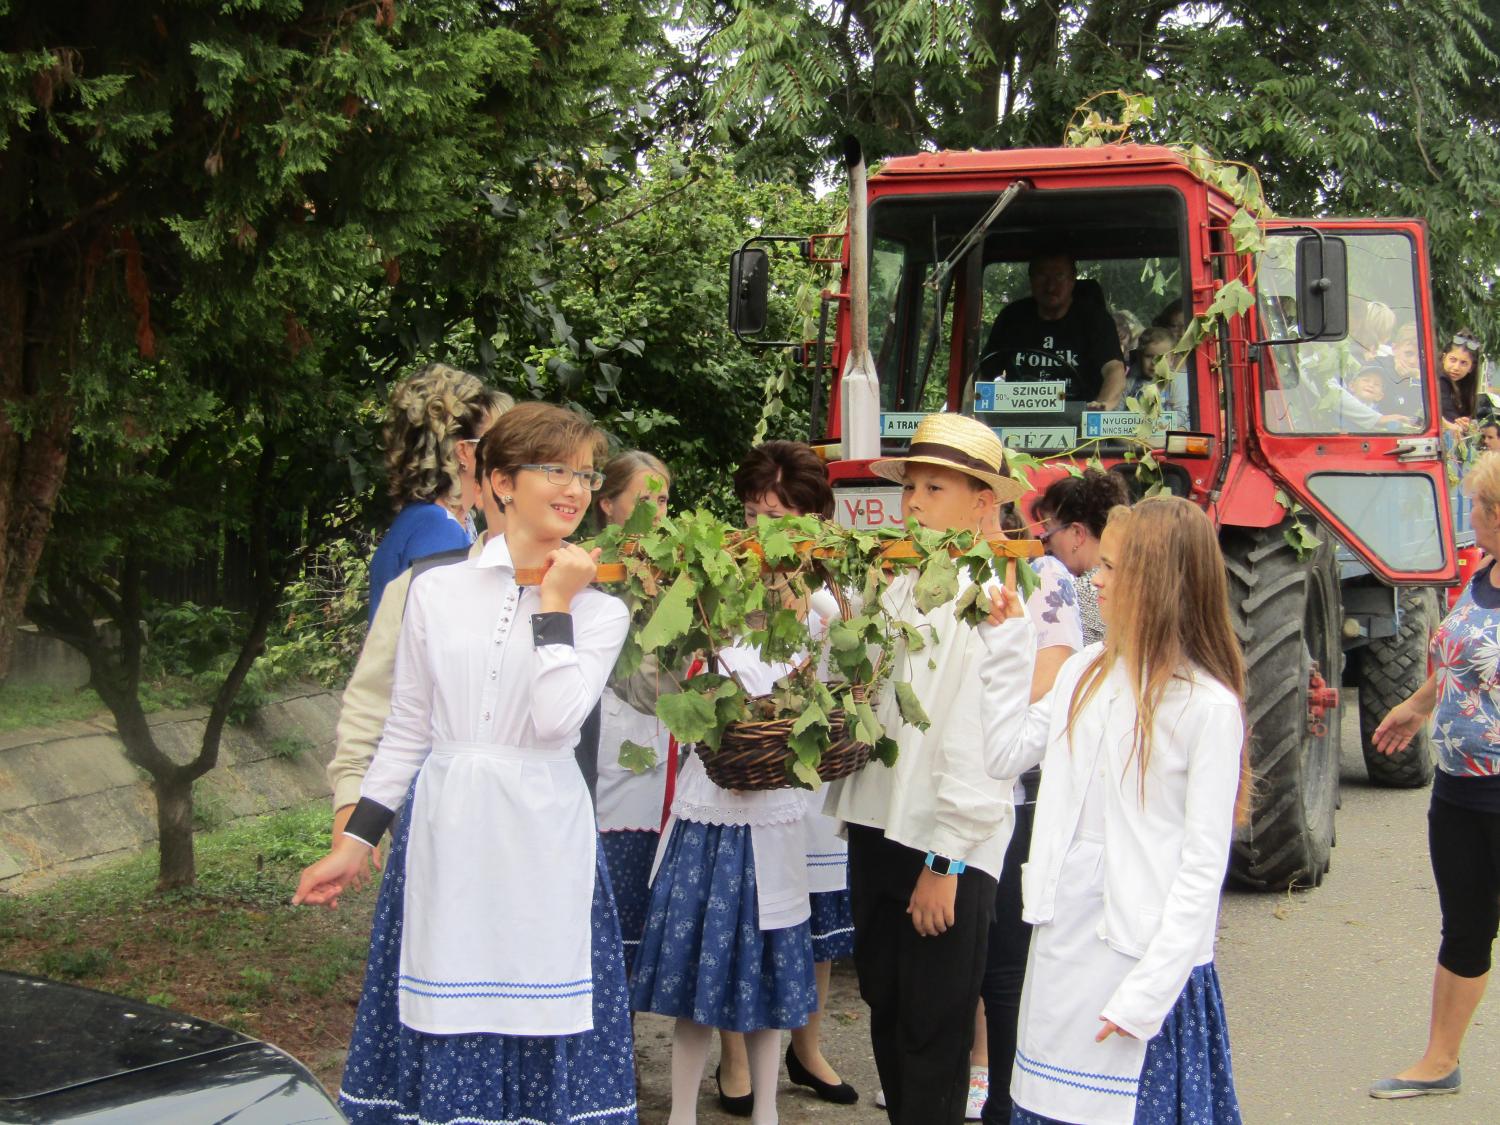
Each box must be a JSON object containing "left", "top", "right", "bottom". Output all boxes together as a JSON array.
[
  {"left": 0, "top": 683, "right": 110, "bottom": 732},
  {"left": 0, "top": 676, "right": 215, "bottom": 734},
  {"left": 0, "top": 800, "right": 375, "bottom": 1090}
]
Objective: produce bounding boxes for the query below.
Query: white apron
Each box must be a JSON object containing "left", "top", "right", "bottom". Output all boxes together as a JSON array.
[
  {"left": 1012, "top": 788, "right": 1148, "bottom": 1123},
  {"left": 802, "top": 785, "right": 848, "bottom": 895},
  {"left": 596, "top": 687, "right": 671, "bottom": 833},
  {"left": 400, "top": 740, "right": 596, "bottom": 1036}
]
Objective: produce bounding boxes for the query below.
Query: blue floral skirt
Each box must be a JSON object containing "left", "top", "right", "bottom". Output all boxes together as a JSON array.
[
  {"left": 338, "top": 805, "right": 638, "bottom": 1125},
  {"left": 809, "top": 888, "right": 855, "bottom": 962},
  {"left": 1011, "top": 963, "right": 1241, "bottom": 1125},
  {"left": 601, "top": 829, "right": 659, "bottom": 977},
  {"left": 629, "top": 819, "right": 817, "bottom": 1032}
]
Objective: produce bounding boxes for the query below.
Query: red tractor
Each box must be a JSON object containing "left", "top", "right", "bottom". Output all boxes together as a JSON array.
[{"left": 730, "top": 142, "right": 1458, "bottom": 892}]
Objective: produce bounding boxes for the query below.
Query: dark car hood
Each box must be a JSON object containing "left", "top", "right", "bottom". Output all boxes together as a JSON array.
[{"left": 0, "top": 972, "right": 252, "bottom": 1100}]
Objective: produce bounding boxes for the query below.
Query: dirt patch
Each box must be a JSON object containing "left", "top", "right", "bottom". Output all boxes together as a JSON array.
[{"left": 0, "top": 804, "right": 897, "bottom": 1121}]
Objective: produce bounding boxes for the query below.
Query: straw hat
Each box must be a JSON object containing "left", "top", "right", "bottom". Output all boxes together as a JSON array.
[{"left": 870, "top": 413, "right": 1029, "bottom": 504}]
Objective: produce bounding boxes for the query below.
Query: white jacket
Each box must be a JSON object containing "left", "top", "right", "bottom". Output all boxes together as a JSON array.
[
  {"left": 825, "top": 571, "right": 1034, "bottom": 878},
  {"left": 979, "top": 622, "right": 1245, "bottom": 1039}
]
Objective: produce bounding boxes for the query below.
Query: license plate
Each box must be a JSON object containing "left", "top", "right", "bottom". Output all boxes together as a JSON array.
[
  {"left": 1081, "top": 410, "right": 1184, "bottom": 439},
  {"left": 833, "top": 485, "right": 906, "bottom": 531},
  {"left": 995, "top": 426, "right": 1077, "bottom": 452},
  {"left": 975, "top": 381, "right": 1067, "bottom": 413}
]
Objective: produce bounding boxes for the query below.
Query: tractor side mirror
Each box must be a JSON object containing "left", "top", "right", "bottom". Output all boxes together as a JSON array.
[
  {"left": 1295, "top": 235, "right": 1348, "bottom": 342},
  {"left": 728, "top": 248, "right": 770, "bottom": 338}
]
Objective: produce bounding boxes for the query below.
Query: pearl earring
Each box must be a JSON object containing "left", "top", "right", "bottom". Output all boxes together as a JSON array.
[{"left": 502, "top": 495, "right": 512, "bottom": 505}]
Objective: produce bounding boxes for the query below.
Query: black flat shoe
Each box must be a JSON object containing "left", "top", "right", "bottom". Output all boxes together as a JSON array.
[
  {"left": 786, "top": 1042, "right": 860, "bottom": 1105},
  {"left": 715, "top": 1064, "right": 754, "bottom": 1117}
]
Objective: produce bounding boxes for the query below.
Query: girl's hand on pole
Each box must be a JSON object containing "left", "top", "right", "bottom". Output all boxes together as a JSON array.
[{"left": 539, "top": 544, "right": 600, "bottom": 611}]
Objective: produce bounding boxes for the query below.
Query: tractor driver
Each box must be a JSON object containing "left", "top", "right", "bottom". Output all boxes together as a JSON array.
[{"left": 980, "top": 252, "right": 1127, "bottom": 409}]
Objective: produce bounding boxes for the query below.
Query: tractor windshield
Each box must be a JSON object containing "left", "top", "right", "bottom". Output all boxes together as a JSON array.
[
  {"left": 867, "top": 186, "right": 1191, "bottom": 455},
  {"left": 1256, "top": 231, "right": 1430, "bottom": 434}
]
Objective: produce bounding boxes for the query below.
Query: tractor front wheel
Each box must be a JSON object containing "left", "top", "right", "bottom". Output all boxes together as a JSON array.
[{"left": 1223, "top": 523, "right": 1342, "bottom": 891}]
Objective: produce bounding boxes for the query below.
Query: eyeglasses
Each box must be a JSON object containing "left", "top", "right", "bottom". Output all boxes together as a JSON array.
[
  {"left": 1037, "top": 520, "right": 1073, "bottom": 544},
  {"left": 520, "top": 464, "right": 605, "bottom": 490},
  {"left": 1453, "top": 333, "right": 1482, "bottom": 351}
]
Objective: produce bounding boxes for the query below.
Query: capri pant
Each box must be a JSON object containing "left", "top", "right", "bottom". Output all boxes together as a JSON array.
[{"left": 1430, "top": 795, "right": 1500, "bottom": 978}]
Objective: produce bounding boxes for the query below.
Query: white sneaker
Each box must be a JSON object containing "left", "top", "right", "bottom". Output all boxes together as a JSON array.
[
  {"left": 965, "top": 1065, "right": 989, "bottom": 1120},
  {"left": 875, "top": 1088, "right": 886, "bottom": 1108}
]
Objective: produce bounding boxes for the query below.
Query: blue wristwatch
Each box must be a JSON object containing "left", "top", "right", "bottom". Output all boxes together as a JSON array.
[{"left": 925, "top": 851, "right": 966, "bottom": 877}]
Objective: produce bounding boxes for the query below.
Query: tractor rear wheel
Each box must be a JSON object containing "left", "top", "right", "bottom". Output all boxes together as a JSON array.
[
  {"left": 1356, "top": 588, "right": 1438, "bottom": 788},
  {"left": 1223, "top": 523, "right": 1342, "bottom": 891}
]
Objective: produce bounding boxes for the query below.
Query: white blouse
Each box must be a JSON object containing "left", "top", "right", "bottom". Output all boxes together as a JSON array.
[{"left": 360, "top": 534, "right": 630, "bottom": 811}]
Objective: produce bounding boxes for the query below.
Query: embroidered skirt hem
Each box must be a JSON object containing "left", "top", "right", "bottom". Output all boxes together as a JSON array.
[
  {"left": 1011, "top": 963, "right": 1241, "bottom": 1125},
  {"left": 809, "top": 888, "right": 855, "bottom": 962},
  {"left": 339, "top": 805, "right": 638, "bottom": 1125},
  {"left": 600, "top": 828, "right": 658, "bottom": 978}
]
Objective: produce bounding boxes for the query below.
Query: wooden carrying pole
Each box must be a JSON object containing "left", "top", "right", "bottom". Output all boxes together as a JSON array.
[{"left": 513, "top": 534, "right": 1042, "bottom": 586}]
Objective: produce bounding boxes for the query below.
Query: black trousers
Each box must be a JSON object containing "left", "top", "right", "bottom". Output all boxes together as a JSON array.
[
  {"left": 979, "top": 800, "right": 1035, "bottom": 1124},
  {"left": 848, "top": 824, "right": 998, "bottom": 1125},
  {"left": 1430, "top": 794, "right": 1500, "bottom": 977}
]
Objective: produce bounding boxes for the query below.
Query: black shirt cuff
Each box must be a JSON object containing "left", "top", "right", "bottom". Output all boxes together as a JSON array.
[
  {"left": 532, "top": 612, "right": 574, "bottom": 647},
  {"left": 343, "top": 797, "right": 396, "bottom": 847}
]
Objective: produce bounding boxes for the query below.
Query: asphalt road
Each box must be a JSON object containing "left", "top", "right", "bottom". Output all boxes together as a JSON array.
[{"left": 634, "top": 697, "right": 1500, "bottom": 1123}]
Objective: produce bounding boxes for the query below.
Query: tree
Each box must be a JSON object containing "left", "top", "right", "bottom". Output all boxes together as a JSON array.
[
  {"left": 5, "top": 0, "right": 658, "bottom": 887},
  {"left": 675, "top": 0, "right": 1500, "bottom": 337},
  {"left": 0, "top": 0, "right": 657, "bottom": 682}
]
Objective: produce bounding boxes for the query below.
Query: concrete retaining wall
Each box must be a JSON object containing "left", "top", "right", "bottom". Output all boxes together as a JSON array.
[{"left": 0, "top": 686, "right": 340, "bottom": 888}]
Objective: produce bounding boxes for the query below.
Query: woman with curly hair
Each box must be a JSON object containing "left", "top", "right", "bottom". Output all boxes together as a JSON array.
[{"left": 367, "top": 363, "right": 511, "bottom": 620}]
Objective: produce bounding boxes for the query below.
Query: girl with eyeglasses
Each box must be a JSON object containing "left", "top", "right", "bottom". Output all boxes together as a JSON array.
[
  {"left": 295, "top": 402, "right": 639, "bottom": 1125},
  {"left": 1030, "top": 469, "right": 1131, "bottom": 646}
]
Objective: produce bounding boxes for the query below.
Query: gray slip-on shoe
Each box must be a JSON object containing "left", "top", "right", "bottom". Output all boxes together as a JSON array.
[{"left": 1369, "top": 1068, "right": 1462, "bottom": 1099}]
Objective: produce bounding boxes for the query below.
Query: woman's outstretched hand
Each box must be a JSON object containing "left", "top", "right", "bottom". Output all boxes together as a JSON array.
[
  {"left": 293, "top": 838, "right": 377, "bottom": 909},
  {"left": 1372, "top": 697, "right": 1428, "bottom": 756}
]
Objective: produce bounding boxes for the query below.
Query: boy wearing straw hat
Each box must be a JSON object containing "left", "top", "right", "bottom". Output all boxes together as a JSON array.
[{"left": 825, "top": 413, "right": 1037, "bottom": 1125}]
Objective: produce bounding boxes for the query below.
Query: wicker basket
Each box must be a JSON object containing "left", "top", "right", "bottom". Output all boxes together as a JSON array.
[{"left": 698, "top": 687, "right": 874, "bottom": 792}]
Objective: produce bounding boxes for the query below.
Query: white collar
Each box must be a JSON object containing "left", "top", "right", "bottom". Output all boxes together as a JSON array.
[{"left": 476, "top": 533, "right": 516, "bottom": 573}]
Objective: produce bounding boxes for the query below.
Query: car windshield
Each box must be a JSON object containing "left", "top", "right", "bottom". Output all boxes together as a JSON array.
[{"left": 868, "top": 186, "right": 1191, "bottom": 456}]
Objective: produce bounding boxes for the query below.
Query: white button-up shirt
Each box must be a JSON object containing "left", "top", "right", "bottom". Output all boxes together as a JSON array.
[{"left": 361, "top": 534, "right": 629, "bottom": 810}]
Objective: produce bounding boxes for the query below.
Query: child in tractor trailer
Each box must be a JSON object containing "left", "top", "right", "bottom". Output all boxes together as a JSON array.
[
  {"left": 825, "top": 412, "right": 1036, "bottom": 1125},
  {"left": 977, "top": 496, "right": 1246, "bottom": 1125}
]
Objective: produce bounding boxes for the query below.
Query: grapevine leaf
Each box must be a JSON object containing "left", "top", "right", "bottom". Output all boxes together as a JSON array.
[
  {"left": 618, "top": 739, "right": 658, "bottom": 774},
  {"left": 656, "top": 689, "right": 716, "bottom": 744},
  {"left": 789, "top": 757, "right": 822, "bottom": 789},
  {"left": 853, "top": 698, "right": 883, "bottom": 745},
  {"left": 638, "top": 571, "right": 695, "bottom": 652},
  {"left": 914, "top": 551, "right": 959, "bottom": 612},
  {"left": 791, "top": 699, "right": 828, "bottom": 737},
  {"left": 894, "top": 681, "right": 931, "bottom": 731},
  {"left": 621, "top": 497, "right": 658, "bottom": 536}
]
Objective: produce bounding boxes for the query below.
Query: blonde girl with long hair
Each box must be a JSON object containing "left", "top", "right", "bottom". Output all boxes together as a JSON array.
[{"left": 977, "top": 495, "right": 1247, "bottom": 1124}]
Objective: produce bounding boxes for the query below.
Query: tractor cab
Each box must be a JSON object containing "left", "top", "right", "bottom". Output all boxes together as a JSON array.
[{"left": 729, "top": 143, "right": 1458, "bottom": 892}]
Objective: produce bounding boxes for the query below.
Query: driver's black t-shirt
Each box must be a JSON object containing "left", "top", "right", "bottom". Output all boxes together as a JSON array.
[{"left": 980, "top": 297, "right": 1124, "bottom": 402}]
